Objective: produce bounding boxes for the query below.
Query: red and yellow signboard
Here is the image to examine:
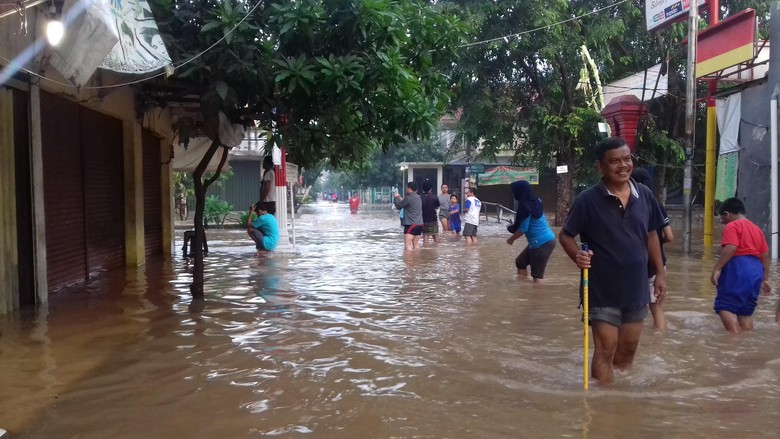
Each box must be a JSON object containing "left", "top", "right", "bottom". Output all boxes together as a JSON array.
[{"left": 696, "top": 9, "right": 756, "bottom": 78}]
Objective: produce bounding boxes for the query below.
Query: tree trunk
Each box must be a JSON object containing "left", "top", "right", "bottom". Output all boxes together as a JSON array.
[
  {"left": 656, "top": 150, "right": 669, "bottom": 204},
  {"left": 189, "top": 141, "right": 228, "bottom": 299},
  {"left": 555, "top": 170, "right": 574, "bottom": 227}
]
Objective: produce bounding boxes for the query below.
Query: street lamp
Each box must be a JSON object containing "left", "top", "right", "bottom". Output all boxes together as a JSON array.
[
  {"left": 398, "top": 164, "right": 407, "bottom": 193},
  {"left": 46, "top": 1, "right": 64, "bottom": 46}
]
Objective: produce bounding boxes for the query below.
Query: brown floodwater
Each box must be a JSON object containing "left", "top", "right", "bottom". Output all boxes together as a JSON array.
[{"left": 2, "top": 202, "right": 780, "bottom": 438}]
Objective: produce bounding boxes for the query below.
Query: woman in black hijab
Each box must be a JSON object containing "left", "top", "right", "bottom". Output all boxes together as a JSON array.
[{"left": 506, "top": 180, "right": 557, "bottom": 283}]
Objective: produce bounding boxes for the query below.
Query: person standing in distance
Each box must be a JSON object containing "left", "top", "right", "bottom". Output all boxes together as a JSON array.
[
  {"left": 349, "top": 192, "right": 361, "bottom": 214},
  {"left": 449, "top": 194, "right": 462, "bottom": 237},
  {"left": 558, "top": 137, "right": 666, "bottom": 384},
  {"left": 462, "top": 188, "right": 481, "bottom": 245},
  {"left": 437, "top": 184, "right": 451, "bottom": 233},
  {"left": 393, "top": 182, "right": 423, "bottom": 250},
  {"left": 420, "top": 181, "right": 441, "bottom": 245},
  {"left": 259, "top": 156, "right": 276, "bottom": 215}
]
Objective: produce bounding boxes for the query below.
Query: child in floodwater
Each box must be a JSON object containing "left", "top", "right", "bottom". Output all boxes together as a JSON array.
[
  {"left": 632, "top": 168, "right": 673, "bottom": 330},
  {"left": 449, "top": 195, "right": 461, "bottom": 236},
  {"left": 711, "top": 197, "right": 771, "bottom": 334}
]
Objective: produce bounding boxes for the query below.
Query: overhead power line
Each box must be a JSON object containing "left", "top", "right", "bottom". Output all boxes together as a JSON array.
[{"left": 458, "top": 0, "right": 630, "bottom": 48}]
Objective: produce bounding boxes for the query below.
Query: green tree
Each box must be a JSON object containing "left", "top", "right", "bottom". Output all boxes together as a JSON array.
[
  {"left": 149, "top": 0, "right": 465, "bottom": 297},
  {"left": 448, "top": 0, "right": 641, "bottom": 222},
  {"left": 446, "top": 0, "right": 770, "bottom": 218}
]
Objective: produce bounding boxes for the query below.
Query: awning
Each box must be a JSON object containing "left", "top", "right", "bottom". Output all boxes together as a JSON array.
[
  {"left": 478, "top": 166, "right": 539, "bottom": 186},
  {"left": 172, "top": 137, "right": 230, "bottom": 173},
  {"left": 99, "top": 0, "right": 171, "bottom": 74}
]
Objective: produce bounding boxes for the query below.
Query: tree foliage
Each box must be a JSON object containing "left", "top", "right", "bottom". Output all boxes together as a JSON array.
[
  {"left": 444, "top": 0, "right": 765, "bottom": 214},
  {"left": 150, "top": 0, "right": 466, "bottom": 168}
]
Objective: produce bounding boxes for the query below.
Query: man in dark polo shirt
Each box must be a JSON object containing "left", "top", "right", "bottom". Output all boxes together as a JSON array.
[{"left": 559, "top": 137, "right": 667, "bottom": 384}]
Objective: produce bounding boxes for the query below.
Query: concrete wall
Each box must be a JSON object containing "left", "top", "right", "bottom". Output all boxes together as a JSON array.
[
  {"left": 738, "top": 83, "right": 772, "bottom": 240},
  {"left": 737, "top": 3, "right": 780, "bottom": 243}
]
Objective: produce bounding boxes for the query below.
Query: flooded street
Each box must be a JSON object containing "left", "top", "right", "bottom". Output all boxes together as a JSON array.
[{"left": 2, "top": 202, "right": 780, "bottom": 438}]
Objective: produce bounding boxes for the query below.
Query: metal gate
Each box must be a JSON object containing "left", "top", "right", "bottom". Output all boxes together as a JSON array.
[
  {"left": 82, "top": 108, "right": 125, "bottom": 272},
  {"left": 142, "top": 130, "right": 163, "bottom": 256},
  {"left": 41, "top": 92, "right": 87, "bottom": 290},
  {"left": 41, "top": 91, "right": 125, "bottom": 291}
]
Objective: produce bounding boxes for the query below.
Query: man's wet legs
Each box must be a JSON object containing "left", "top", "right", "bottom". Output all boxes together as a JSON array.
[
  {"left": 612, "top": 321, "right": 643, "bottom": 370},
  {"left": 591, "top": 320, "right": 643, "bottom": 383},
  {"left": 404, "top": 234, "right": 415, "bottom": 251}
]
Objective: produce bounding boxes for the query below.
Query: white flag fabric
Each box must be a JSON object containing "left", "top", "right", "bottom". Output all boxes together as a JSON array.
[{"left": 716, "top": 93, "right": 741, "bottom": 155}]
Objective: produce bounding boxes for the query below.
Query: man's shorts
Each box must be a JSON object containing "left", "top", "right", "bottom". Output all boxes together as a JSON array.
[
  {"left": 515, "top": 239, "right": 556, "bottom": 279},
  {"left": 463, "top": 223, "right": 478, "bottom": 237},
  {"left": 248, "top": 228, "right": 268, "bottom": 251},
  {"left": 423, "top": 222, "right": 439, "bottom": 236},
  {"left": 404, "top": 224, "right": 423, "bottom": 236},
  {"left": 588, "top": 306, "right": 648, "bottom": 327}
]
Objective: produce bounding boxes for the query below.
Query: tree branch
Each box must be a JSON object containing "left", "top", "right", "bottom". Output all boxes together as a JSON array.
[{"left": 204, "top": 144, "right": 230, "bottom": 188}]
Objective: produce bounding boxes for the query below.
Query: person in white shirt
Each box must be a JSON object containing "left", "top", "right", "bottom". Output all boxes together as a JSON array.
[
  {"left": 260, "top": 156, "right": 276, "bottom": 215},
  {"left": 462, "top": 188, "right": 481, "bottom": 244}
]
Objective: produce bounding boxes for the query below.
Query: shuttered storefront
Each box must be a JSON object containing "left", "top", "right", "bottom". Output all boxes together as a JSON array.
[
  {"left": 209, "top": 159, "right": 261, "bottom": 210},
  {"left": 142, "top": 130, "right": 163, "bottom": 256},
  {"left": 41, "top": 92, "right": 87, "bottom": 290},
  {"left": 82, "top": 109, "right": 125, "bottom": 272},
  {"left": 41, "top": 91, "right": 125, "bottom": 291}
]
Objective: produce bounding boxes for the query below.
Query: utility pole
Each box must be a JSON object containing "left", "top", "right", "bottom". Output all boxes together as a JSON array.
[
  {"left": 703, "top": 0, "right": 720, "bottom": 256},
  {"left": 683, "top": 0, "right": 700, "bottom": 255}
]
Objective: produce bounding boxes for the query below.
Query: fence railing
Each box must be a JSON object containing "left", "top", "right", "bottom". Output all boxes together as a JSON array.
[{"left": 481, "top": 201, "right": 516, "bottom": 224}]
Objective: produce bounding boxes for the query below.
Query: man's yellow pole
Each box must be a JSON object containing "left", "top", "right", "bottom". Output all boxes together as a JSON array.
[{"left": 582, "top": 243, "right": 589, "bottom": 390}]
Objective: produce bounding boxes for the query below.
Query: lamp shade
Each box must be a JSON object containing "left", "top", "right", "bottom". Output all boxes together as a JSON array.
[{"left": 46, "top": 20, "right": 64, "bottom": 45}]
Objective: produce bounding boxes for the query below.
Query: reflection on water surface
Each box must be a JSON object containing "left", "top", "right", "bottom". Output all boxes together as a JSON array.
[{"left": 1, "top": 202, "right": 780, "bottom": 438}]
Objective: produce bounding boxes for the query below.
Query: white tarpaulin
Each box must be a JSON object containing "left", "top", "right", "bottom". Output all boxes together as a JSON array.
[
  {"left": 603, "top": 63, "right": 667, "bottom": 106},
  {"left": 50, "top": 0, "right": 118, "bottom": 88},
  {"left": 716, "top": 93, "right": 741, "bottom": 155},
  {"left": 172, "top": 137, "right": 230, "bottom": 173},
  {"left": 50, "top": 0, "right": 170, "bottom": 87},
  {"left": 99, "top": 0, "right": 172, "bottom": 74}
]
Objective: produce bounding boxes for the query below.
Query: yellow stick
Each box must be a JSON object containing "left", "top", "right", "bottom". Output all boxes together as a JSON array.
[{"left": 582, "top": 243, "right": 589, "bottom": 391}]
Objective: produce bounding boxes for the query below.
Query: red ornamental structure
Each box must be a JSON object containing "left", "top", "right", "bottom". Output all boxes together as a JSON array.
[
  {"left": 601, "top": 95, "right": 648, "bottom": 151},
  {"left": 275, "top": 148, "right": 287, "bottom": 187}
]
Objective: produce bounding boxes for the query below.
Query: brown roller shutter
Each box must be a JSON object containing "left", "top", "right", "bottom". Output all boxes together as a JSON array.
[
  {"left": 82, "top": 107, "right": 125, "bottom": 272},
  {"left": 41, "top": 91, "right": 87, "bottom": 290},
  {"left": 142, "top": 130, "right": 163, "bottom": 256}
]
